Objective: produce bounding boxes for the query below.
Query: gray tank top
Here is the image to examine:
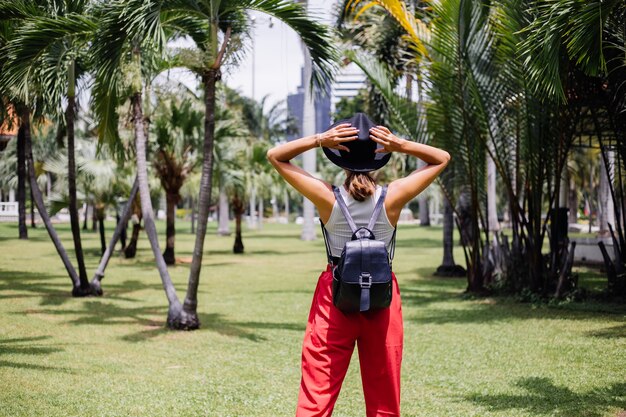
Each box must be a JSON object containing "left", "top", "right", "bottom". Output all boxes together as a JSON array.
[{"left": 323, "top": 185, "right": 396, "bottom": 258}]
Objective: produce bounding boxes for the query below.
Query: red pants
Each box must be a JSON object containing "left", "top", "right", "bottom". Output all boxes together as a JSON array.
[{"left": 296, "top": 265, "right": 403, "bottom": 417}]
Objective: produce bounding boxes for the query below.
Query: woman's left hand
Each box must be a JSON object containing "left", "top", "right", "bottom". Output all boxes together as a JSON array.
[{"left": 370, "top": 126, "right": 406, "bottom": 153}]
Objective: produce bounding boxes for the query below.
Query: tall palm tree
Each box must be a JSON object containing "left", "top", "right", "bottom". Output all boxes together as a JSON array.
[
  {"left": 153, "top": 0, "right": 337, "bottom": 328},
  {"left": 91, "top": 0, "right": 337, "bottom": 328},
  {"left": 0, "top": 1, "right": 90, "bottom": 293},
  {"left": 1, "top": 0, "right": 97, "bottom": 293},
  {"left": 91, "top": 0, "right": 189, "bottom": 327}
]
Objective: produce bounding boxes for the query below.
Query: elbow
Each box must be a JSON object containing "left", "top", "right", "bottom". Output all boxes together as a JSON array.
[
  {"left": 442, "top": 151, "right": 451, "bottom": 165},
  {"left": 266, "top": 148, "right": 277, "bottom": 166}
]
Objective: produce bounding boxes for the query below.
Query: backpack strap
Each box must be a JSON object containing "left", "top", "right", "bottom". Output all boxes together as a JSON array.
[
  {"left": 367, "top": 185, "right": 388, "bottom": 230},
  {"left": 332, "top": 185, "right": 358, "bottom": 234},
  {"left": 359, "top": 239, "right": 372, "bottom": 312},
  {"left": 389, "top": 228, "right": 397, "bottom": 264},
  {"left": 319, "top": 221, "right": 334, "bottom": 265}
]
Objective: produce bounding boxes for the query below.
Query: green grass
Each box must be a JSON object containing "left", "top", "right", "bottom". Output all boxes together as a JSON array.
[{"left": 0, "top": 220, "right": 624, "bottom": 417}]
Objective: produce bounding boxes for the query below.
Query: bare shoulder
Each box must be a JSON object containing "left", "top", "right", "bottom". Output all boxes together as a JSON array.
[{"left": 384, "top": 181, "right": 404, "bottom": 227}]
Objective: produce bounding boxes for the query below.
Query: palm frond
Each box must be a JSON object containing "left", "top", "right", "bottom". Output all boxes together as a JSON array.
[{"left": 345, "top": 0, "right": 431, "bottom": 58}]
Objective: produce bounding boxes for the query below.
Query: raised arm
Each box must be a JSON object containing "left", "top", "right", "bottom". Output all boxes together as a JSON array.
[
  {"left": 266, "top": 124, "right": 359, "bottom": 223},
  {"left": 369, "top": 126, "right": 450, "bottom": 226}
]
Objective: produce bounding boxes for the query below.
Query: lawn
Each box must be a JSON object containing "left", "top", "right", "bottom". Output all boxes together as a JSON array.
[{"left": 0, "top": 220, "right": 624, "bottom": 417}]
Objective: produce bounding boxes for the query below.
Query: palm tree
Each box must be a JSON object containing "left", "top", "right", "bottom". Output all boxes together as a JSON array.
[
  {"left": 1, "top": 0, "right": 98, "bottom": 293},
  {"left": 342, "top": 0, "right": 571, "bottom": 294},
  {"left": 213, "top": 90, "right": 250, "bottom": 236},
  {"left": 152, "top": 92, "right": 203, "bottom": 264},
  {"left": 178, "top": 0, "right": 334, "bottom": 320},
  {"left": 91, "top": 0, "right": 336, "bottom": 328},
  {"left": 212, "top": 91, "right": 257, "bottom": 251},
  {"left": 148, "top": 0, "right": 336, "bottom": 327},
  {"left": 91, "top": 0, "right": 190, "bottom": 327},
  {"left": 520, "top": 0, "right": 626, "bottom": 297},
  {"left": 0, "top": 2, "right": 91, "bottom": 294}
]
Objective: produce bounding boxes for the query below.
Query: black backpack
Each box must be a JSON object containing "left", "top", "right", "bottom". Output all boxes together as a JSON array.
[{"left": 321, "top": 185, "right": 396, "bottom": 314}]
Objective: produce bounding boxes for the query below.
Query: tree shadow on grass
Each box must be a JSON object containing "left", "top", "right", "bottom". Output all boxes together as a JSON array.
[
  {"left": 124, "top": 313, "right": 306, "bottom": 343},
  {"left": 0, "top": 269, "right": 167, "bottom": 305},
  {"left": 0, "top": 335, "right": 72, "bottom": 373},
  {"left": 408, "top": 302, "right": 603, "bottom": 326},
  {"left": 399, "top": 275, "right": 468, "bottom": 308},
  {"left": 465, "top": 376, "right": 626, "bottom": 417},
  {"left": 586, "top": 324, "right": 626, "bottom": 339},
  {"left": 19, "top": 300, "right": 303, "bottom": 344},
  {"left": 0, "top": 232, "right": 51, "bottom": 243},
  {"left": 398, "top": 274, "right": 626, "bottom": 325},
  {"left": 0, "top": 269, "right": 72, "bottom": 305}
]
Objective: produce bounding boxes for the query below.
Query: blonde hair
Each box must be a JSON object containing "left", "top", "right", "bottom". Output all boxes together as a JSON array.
[{"left": 344, "top": 171, "right": 376, "bottom": 202}]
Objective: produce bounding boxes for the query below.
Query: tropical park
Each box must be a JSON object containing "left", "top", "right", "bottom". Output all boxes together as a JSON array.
[{"left": 0, "top": 0, "right": 625, "bottom": 416}]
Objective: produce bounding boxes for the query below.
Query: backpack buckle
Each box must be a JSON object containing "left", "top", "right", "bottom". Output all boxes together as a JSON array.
[{"left": 359, "top": 272, "right": 372, "bottom": 289}]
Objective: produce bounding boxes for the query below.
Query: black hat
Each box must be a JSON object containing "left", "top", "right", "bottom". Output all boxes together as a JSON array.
[{"left": 322, "top": 112, "right": 391, "bottom": 172}]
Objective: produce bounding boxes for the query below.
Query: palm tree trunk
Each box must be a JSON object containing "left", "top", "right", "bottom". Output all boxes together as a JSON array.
[
  {"left": 29, "top": 185, "right": 35, "bottom": 228},
  {"left": 66, "top": 80, "right": 90, "bottom": 285},
  {"left": 16, "top": 123, "right": 27, "bottom": 239},
  {"left": 118, "top": 212, "right": 127, "bottom": 250},
  {"left": 22, "top": 107, "right": 83, "bottom": 293},
  {"left": 233, "top": 195, "right": 244, "bottom": 254},
  {"left": 598, "top": 150, "right": 614, "bottom": 235},
  {"left": 217, "top": 186, "right": 230, "bottom": 235},
  {"left": 91, "top": 178, "right": 139, "bottom": 294},
  {"left": 487, "top": 152, "right": 499, "bottom": 232},
  {"left": 435, "top": 196, "right": 465, "bottom": 277},
  {"left": 97, "top": 207, "right": 106, "bottom": 255},
  {"left": 131, "top": 91, "right": 182, "bottom": 325},
  {"left": 83, "top": 201, "right": 89, "bottom": 230},
  {"left": 179, "top": 68, "right": 219, "bottom": 329},
  {"left": 162, "top": 192, "right": 178, "bottom": 265},
  {"left": 92, "top": 205, "right": 97, "bottom": 231},
  {"left": 125, "top": 222, "right": 141, "bottom": 258}
]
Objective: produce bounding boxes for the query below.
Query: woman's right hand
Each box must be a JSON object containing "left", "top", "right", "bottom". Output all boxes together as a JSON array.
[
  {"left": 369, "top": 125, "right": 406, "bottom": 153},
  {"left": 318, "top": 123, "right": 359, "bottom": 152}
]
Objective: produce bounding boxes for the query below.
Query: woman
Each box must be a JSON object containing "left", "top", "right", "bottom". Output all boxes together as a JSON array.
[{"left": 267, "top": 113, "right": 450, "bottom": 417}]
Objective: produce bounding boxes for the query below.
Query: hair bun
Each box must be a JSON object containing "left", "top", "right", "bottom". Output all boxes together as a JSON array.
[{"left": 344, "top": 172, "right": 376, "bottom": 201}]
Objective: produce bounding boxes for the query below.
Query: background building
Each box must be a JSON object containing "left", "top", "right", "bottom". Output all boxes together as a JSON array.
[
  {"left": 286, "top": 63, "right": 369, "bottom": 142},
  {"left": 286, "top": 68, "right": 332, "bottom": 141}
]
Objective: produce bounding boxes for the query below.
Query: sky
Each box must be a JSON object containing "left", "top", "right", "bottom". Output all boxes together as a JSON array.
[{"left": 220, "top": 1, "right": 337, "bottom": 108}]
